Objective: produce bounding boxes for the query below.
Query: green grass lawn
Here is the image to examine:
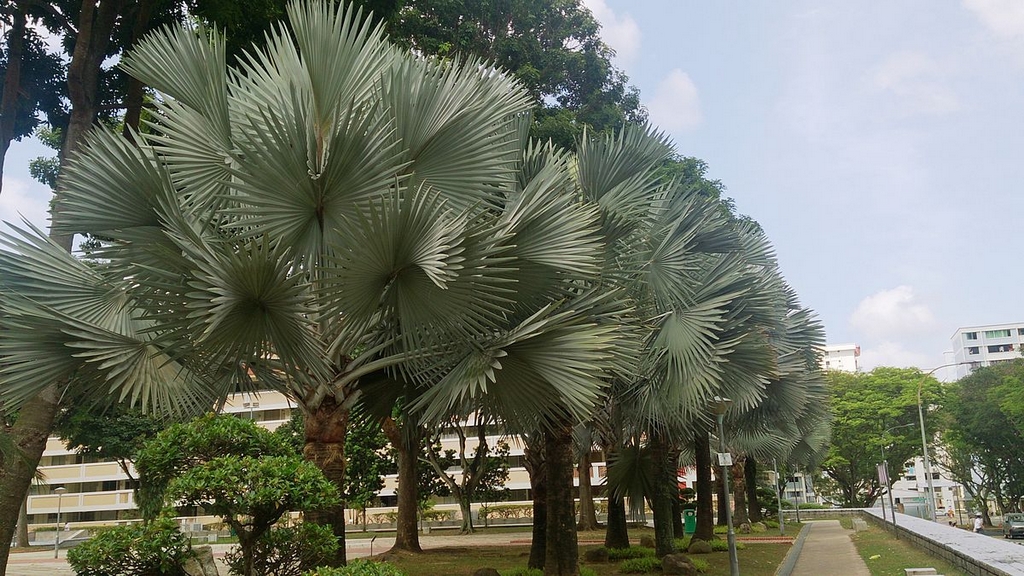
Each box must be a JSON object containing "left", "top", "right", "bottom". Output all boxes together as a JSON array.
[
  {"left": 380, "top": 527, "right": 792, "bottom": 576},
  {"left": 850, "top": 525, "right": 968, "bottom": 576}
]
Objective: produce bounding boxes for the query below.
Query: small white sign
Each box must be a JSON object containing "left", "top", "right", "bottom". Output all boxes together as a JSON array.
[{"left": 717, "top": 452, "right": 733, "bottom": 466}]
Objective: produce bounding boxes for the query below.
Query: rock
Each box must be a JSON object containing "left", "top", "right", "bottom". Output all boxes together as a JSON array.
[
  {"left": 583, "top": 547, "right": 609, "bottom": 562},
  {"left": 183, "top": 546, "right": 218, "bottom": 576},
  {"left": 687, "top": 539, "right": 712, "bottom": 554},
  {"left": 738, "top": 522, "right": 752, "bottom": 534},
  {"left": 639, "top": 535, "right": 656, "bottom": 548},
  {"left": 472, "top": 569, "right": 501, "bottom": 576},
  {"left": 662, "top": 553, "right": 698, "bottom": 575}
]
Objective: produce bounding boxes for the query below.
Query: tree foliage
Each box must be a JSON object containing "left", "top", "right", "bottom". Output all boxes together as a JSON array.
[
  {"left": 819, "top": 367, "right": 939, "bottom": 507},
  {"left": 943, "top": 359, "right": 1024, "bottom": 513},
  {"left": 382, "top": 0, "right": 644, "bottom": 148},
  {"left": 66, "top": 513, "right": 194, "bottom": 576}
]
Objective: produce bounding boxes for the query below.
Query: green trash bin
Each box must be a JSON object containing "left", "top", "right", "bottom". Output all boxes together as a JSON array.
[{"left": 683, "top": 509, "right": 696, "bottom": 534}]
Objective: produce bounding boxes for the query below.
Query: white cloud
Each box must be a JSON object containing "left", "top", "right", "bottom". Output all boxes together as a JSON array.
[
  {"left": 850, "top": 286, "right": 937, "bottom": 340},
  {"left": 858, "top": 341, "right": 933, "bottom": 370},
  {"left": 581, "top": 0, "right": 641, "bottom": 66},
  {"left": 646, "top": 69, "right": 702, "bottom": 132},
  {"left": 963, "top": 0, "right": 1024, "bottom": 38},
  {"left": 0, "top": 177, "right": 51, "bottom": 231},
  {"left": 869, "top": 51, "right": 960, "bottom": 115}
]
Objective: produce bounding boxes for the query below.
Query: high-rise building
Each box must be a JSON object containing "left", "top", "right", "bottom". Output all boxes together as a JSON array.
[
  {"left": 950, "top": 323, "right": 1024, "bottom": 378},
  {"left": 820, "top": 343, "right": 860, "bottom": 373}
]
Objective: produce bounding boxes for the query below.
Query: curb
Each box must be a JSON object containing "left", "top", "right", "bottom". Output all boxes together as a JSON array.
[{"left": 774, "top": 522, "right": 812, "bottom": 576}]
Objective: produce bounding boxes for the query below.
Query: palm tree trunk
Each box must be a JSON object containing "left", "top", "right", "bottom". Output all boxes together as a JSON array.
[
  {"left": 576, "top": 449, "right": 599, "bottom": 531},
  {"left": 649, "top": 431, "right": 676, "bottom": 557},
  {"left": 543, "top": 419, "right": 579, "bottom": 576},
  {"left": 383, "top": 417, "right": 423, "bottom": 553},
  {"left": 302, "top": 399, "right": 348, "bottom": 567},
  {"left": 693, "top": 430, "right": 714, "bottom": 542},
  {"left": 604, "top": 492, "right": 629, "bottom": 549},
  {"left": 745, "top": 458, "right": 762, "bottom": 523},
  {"left": 524, "top": 436, "right": 547, "bottom": 569},
  {"left": 0, "top": 385, "right": 60, "bottom": 575},
  {"left": 731, "top": 459, "right": 749, "bottom": 526}
]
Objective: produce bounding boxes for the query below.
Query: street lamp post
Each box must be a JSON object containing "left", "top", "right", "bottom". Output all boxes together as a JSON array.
[
  {"left": 773, "top": 458, "right": 784, "bottom": 536},
  {"left": 880, "top": 422, "right": 913, "bottom": 538},
  {"left": 712, "top": 396, "right": 739, "bottom": 576},
  {"left": 53, "top": 486, "right": 66, "bottom": 559},
  {"left": 916, "top": 363, "right": 967, "bottom": 522}
]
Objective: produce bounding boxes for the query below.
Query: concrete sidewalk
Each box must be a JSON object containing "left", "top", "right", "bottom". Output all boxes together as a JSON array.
[{"left": 790, "top": 519, "right": 871, "bottom": 576}]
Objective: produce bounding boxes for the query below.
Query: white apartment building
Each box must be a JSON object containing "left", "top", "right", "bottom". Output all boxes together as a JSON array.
[
  {"left": 820, "top": 343, "right": 860, "bottom": 373},
  {"left": 27, "top": 391, "right": 631, "bottom": 529},
  {"left": 950, "top": 323, "right": 1024, "bottom": 378}
]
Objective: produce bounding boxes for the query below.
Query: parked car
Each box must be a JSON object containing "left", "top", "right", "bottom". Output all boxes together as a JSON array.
[{"left": 1002, "top": 513, "right": 1024, "bottom": 539}]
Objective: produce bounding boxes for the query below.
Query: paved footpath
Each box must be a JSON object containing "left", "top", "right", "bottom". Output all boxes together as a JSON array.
[{"left": 790, "top": 519, "right": 871, "bottom": 576}]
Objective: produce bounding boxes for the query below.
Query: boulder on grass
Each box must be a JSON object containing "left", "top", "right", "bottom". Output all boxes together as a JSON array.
[
  {"left": 583, "top": 548, "right": 609, "bottom": 562},
  {"left": 687, "top": 539, "right": 712, "bottom": 554},
  {"left": 183, "top": 546, "right": 218, "bottom": 576},
  {"left": 639, "top": 535, "right": 656, "bottom": 548},
  {"left": 472, "top": 569, "right": 501, "bottom": 576},
  {"left": 662, "top": 553, "right": 698, "bottom": 575},
  {"left": 738, "top": 522, "right": 752, "bottom": 534}
]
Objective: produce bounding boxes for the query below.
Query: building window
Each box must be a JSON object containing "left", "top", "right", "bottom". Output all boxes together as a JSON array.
[
  {"left": 984, "top": 329, "right": 1012, "bottom": 338},
  {"left": 965, "top": 332, "right": 978, "bottom": 340},
  {"left": 968, "top": 347, "right": 979, "bottom": 355},
  {"left": 1018, "top": 328, "right": 1024, "bottom": 336},
  {"left": 988, "top": 344, "right": 1014, "bottom": 353}
]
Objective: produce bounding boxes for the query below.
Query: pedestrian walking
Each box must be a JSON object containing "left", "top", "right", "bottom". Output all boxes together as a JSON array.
[{"left": 973, "top": 513, "right": 983, "bottom": 533}]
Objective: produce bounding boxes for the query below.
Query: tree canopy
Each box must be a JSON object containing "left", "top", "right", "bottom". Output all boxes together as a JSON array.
[
  {"left": 819, "top": 367, "right": 940, "bottom": 507},
  {"left": 942, "top": 359, "right": 1024, "bottom": 513}
]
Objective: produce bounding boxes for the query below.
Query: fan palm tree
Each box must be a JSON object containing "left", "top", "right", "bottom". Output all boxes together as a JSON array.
[{"left": 0, "top": 1, "right": 631, "bottom": 567}]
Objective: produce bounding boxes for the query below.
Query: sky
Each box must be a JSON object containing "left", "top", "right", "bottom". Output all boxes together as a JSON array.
[
  {"left": 2, "top": 1, "right": 1023, "bottom": 380},
  {"left": 577, "top": 0, "right": 1024, "bottom": 378}
]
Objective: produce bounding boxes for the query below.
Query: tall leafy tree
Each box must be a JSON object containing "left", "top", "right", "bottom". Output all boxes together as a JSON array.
[
  {"left": 943, "top": 359, "right": 1024, "bottom": 514},
  {"left": 820, "top": 367, "right": 938, "bottom": 507},
  {"left": 385, "top": 0, "right": 645, "bottom": 149}
]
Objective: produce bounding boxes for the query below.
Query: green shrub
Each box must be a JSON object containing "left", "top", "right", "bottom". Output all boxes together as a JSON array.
[
  {"left": 690, "top": 557, "right": 710, "bottom": 572},
  {"left": 67, "top": 515, "right": 193, "bottom": 576},
  {"left": 304, "top": 560, "right": 407, "bottom": 576},
  {"left": 673, "top": 537, "right": 691, "bottom": 550},
  {"left": 580, "top": 568, "right": 598, "bottom": 576},
  {"left": 709, "top": 539, "right": 745, "bottom": 551},
  {"left": 607, "top": 546, "right": 655, "bottom": 560},
  {"left": 713, "top": 525, "right": 727, "bottom": 534},
  {"left": 225, "top": 523, "right": 337, "bottom": 576},
  {"left": 480, "top": 504, "right": 533, "bottom": 520},
  {"left": 501, "top": 569, "right": 543, "bottom": 576},
  {"left": 618, "top": 556, "right": 661, "bottom": 573}
]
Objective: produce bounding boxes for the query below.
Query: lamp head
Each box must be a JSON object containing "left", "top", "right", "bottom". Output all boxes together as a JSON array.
[
  {"left": 711, "top": 396, "right": 733, "bottom": 416},
  {"left": 54, "top": 486, "right": 66, "bottom": 494}
]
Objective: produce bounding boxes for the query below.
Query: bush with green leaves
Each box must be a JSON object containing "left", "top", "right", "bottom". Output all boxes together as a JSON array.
[
  {"left": 709, "top": 539, "right": 745, "bottom": 552},
  {"left": 137, "top": 414, "right": 339, "bottom": 576},
  {"left": 304, "top": 560, "right": 407, "bottom": 576},
  {"left": 224, "top": 523, "right": 337, "bottom": 576},
  {"left": 690, "top": 557, "right": 710, "bottom": 572},
  {"left": 606, "top": 546, "right": 655, "bottom": 560},
  {"left": 618, "top": 556, "right": 661, "bottom": 573},
  {"left": 67, "top": 515, "right": 193, "bottom": 576}
]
